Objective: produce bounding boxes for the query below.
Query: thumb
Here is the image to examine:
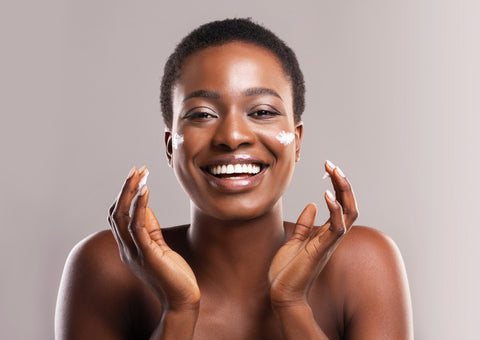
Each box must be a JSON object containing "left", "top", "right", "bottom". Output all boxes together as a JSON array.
[
  {"left": 145, "top": 206, "right": 166, "bottom": 246},
  {"left": 291, "top": 203, "right": 317, "bottom": 242}
]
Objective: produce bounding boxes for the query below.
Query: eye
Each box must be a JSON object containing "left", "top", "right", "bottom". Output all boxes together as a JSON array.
[
  {"left": 249, "top": 109, "right": 280, "bottom": 119},
  {"left": 183, "top": 111, "right": 218, "bottom": 121}
]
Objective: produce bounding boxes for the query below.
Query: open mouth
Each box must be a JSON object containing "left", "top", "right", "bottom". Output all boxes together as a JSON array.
[{"left": 202, "top": 163, "right": 266, "bottom": 179}]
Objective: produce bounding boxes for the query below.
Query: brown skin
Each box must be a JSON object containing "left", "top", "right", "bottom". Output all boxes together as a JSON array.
[{"left": 55, "top": 42, "right": 413, "bottom": 339}]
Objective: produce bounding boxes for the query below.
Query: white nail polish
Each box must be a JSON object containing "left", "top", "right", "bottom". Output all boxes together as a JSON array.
[
  {"left": 322, "top": 172, "right": 330, "bottom": 180},
  {"left": 326, "top": 160, "right": 335, "bottom": 169},
  {"left": 138, "top": 169, "right": 149, "bottom": 189},
  {"left": 139, "top": 185, "right": 148, "bottom": 196},
  {"left": 326, "top": 189, "right": 335, "bottom": 201},
  {"left": 336, "top": 167, "right": 346, "bottom": 178}
]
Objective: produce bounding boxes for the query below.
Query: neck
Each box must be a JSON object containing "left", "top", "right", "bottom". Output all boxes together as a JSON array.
[{"left": 187, "top": 201, "right": 286, "bottom": 296}]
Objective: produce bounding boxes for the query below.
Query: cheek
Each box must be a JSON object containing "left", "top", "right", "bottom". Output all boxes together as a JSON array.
[
  {"left": 275, "top": 130, "right": 295, "bottom": 146},
  {"left": 256, "top": 127, "right": 297, "bottom": 155},
  {"left": 172, "top": 133, "right": 184, "bottom": 150}
]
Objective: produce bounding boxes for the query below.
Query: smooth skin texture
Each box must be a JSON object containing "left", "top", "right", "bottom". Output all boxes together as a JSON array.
[{"left": 55, "top": 42, "right": 413, "bottom": 339}]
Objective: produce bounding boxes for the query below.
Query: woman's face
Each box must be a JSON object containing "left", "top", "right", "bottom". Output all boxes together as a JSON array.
[{"left": 166, "top": 41, "right": 303, "bottom": 221}]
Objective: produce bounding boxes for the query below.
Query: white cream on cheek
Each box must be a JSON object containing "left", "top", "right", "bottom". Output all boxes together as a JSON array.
[
  {"left": 172, "top": 132, "right": 184, "bottom": 150},
  {"left": 275, "top": 131, "right": 295, "bottom": 145}
]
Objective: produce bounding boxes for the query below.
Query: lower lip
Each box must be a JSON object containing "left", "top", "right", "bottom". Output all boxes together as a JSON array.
[{"left": 202, "top": 168, "right": 266, "bottom": 192}]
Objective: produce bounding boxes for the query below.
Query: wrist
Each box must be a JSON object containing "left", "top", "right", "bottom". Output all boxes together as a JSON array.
[
  {"left": 270, "top": 292, "right": 309, "bottom": 310},
  {"left": 150, "top": 308, "right": 199, "bottom": 340},
  {"left": 271, "top": 302, "right": 329, "bottom": 340}
]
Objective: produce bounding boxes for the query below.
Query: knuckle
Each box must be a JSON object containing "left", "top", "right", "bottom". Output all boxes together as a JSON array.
[
  {"left": 149, "top": 230, "right": 163, "bottom": 243},
  {"left": 333, "top": 202, "right": 343, "bottom": 214},
  {"left": 112, "top": 209, "right": 129, "bottom": 222},
  {"left": 338, "top": 180, "right": 352, "bottom": 192},
  {"left": 127, "top": 222, "right": 136, "bottom": 234},
  {"left": 108, "top": 203, "right": 116, "bottom": 216},
  {"left": 330, "top": 223, "right": 346, "bottom": 237}
]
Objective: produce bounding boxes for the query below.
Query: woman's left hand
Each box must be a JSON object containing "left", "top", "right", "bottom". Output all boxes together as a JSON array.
[{"left": 268, "top": 160, "right": 359, "bottom": 307}]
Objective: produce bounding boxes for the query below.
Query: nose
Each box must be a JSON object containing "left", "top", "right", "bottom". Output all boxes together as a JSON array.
[{"left": 212, "top": 112, "right": 255, "bottom": 150}]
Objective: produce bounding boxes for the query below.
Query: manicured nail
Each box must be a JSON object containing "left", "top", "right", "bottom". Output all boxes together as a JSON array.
[
  {"left": 127, "top": 167, "right": 135, "bottom": 179},
  {"left": 139, "top": 185, "right": 148, "bottom": 196},
  {"left": 326, "top": 189, "right": 335, "bottom": 201},
  {"left": 336, "top": 167, "right": 346, "bottom": 178},
  {"left": 322, "top": 172, "right": 330, "bottom": 180},
  {"left": 326, "top": 160, "right": 335, "bottom": 170},
  {"left": 138, "top": 165, "right": 146, "bottom": 174},
  {"left": 138, "top": 169, "right": 149, "bottom": 189}
]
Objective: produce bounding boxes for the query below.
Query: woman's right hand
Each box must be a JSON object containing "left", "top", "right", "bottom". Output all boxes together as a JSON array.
[{"left": 108, "top": 167, "right": 200, "bottom": 312}]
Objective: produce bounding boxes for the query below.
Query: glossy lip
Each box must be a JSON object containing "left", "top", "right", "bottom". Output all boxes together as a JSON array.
[{"left": 199, "top": 154, "right": 269, "bottom": 193}]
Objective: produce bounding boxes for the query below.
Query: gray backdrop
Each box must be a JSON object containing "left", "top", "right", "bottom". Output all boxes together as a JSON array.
[{"left": 1, "top": 1, "right": 479, "bottom": 339}]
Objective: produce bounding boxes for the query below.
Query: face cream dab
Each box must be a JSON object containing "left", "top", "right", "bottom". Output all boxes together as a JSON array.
[
  {"left": 275, "top": 131, "right": 295, "bottom": 145},
  {"left": 172, "top": 132, "right": 184, "bottom": 150}
]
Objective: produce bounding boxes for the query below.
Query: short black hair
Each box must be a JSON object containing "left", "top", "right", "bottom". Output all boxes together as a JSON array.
[{"left": 160, "top": 18, "right": 305, "bottom": 128}]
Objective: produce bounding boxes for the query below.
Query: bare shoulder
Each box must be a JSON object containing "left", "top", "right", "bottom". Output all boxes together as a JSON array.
[
  {"left": 61, "top": 229, "right": 133, "bottom": 287},
  {"left": 55, "top": 230, "right": 138, "bottom": 339},
  {"left": 336, "top": 225, "right": 404, "bottom": 266},
  {"left": 326, "top": 226, "right": 414, "bottom": 339}
]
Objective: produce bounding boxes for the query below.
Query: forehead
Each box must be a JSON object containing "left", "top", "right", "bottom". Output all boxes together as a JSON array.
[{"left": 172, "top": 42, "right": 293, "bottom": 109}]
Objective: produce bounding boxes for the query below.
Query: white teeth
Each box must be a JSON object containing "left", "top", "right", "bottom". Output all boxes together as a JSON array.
[{"left": 208, "top": 163, "right": 262, "bottom": 176}]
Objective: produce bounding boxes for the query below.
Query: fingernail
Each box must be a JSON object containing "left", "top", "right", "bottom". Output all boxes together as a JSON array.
[
  {"left": 322, "top": 172, "right": 330, "bottom": 180},
  {"left": 139, "top": 185, "right": 148, "bottom": 196},
  {"left": 127, "top": 167, "right": 135, "bottom": 179},
  {"left": 138, "top": 165, "right": 146, "bottom": 174},
  {"left": 326, "top": 189, "right": 335, "bottom": 201},
  {"left": 326, "top": 160, "right": 335, "bottom": 170},
  {"left": 138, "top": 169, "right": 149, "bottom": 189},
  {"left": 336, "top": 167, "right": 346, "bottom": 178}
]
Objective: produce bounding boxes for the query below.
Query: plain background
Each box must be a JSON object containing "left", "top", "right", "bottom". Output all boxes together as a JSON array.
[{"left": 1, "top": 1, "right": 479, "bottom": 339}]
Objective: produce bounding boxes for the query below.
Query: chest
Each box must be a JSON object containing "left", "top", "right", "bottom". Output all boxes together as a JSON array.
[{"left": 129, "top": 285, "right": 343, "bottom": 340}]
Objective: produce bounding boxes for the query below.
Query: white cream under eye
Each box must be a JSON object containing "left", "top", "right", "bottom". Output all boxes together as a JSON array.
[{"left": 275, "top": 131, "right": 295, "bottom": 145}]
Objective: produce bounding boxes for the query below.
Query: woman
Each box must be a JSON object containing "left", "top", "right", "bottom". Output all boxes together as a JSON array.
[{"left": 55, "top": 19, "right": 413, "bottom": 339}]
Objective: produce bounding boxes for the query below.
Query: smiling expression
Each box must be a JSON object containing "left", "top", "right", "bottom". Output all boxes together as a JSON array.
[{"left": 166, "top": 42, "right": 303, "bottom": 221}]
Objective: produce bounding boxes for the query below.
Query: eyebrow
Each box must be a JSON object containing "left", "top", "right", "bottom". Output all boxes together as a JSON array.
[
  {"left": 183, "top": 89, "right": 221, "bottom": 102},
  {"left": 183, "top": 87, "right": 283, "bottom": 102},
  {"left": 243, "top": 87, "right": 283, "bottom": 101}
]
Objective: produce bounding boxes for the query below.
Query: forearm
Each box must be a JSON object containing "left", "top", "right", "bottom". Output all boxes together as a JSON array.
[
  {"left": 149, "top": 308, "right": 199, "bottom": 340},
  {"left": 273, "top": 303, "right": 329, "bottom": 340}
]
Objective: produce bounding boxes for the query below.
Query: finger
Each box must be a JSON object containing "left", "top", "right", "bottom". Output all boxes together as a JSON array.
[
  {"left": 112, "top": 167, "right": 148, "bottom": 248},
  {"left": 108, "top": 200, "right": 124, "bottom": 247},
  {"left": 128, "top": 185, "right": 159, "bottom": 255},
  {"left": 291, "top": 203, "right": 317, "bottom": 242},
  {"left": 324, "top": 161, "right": 359, "bottom": 228},
  {"left": 331, "top": 167, "right": 358, "bottom": 228},
  {"left": 114, "top": 166, "right": 147, "bottom": 220},
  {"left": 325, "top": 189, "right": 346, "bottom": 239},
  {"left": 302, "top": 190, "right": 346, "bottom": 263}
]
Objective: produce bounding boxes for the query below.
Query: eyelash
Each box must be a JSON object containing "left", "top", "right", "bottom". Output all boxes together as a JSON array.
[
  {"left": 183, "top": 111, "right": 217, "bottom": 120},
  {"left": 249, "top": 109, "right": 280, "bottom": 118},
  {"left": 183, "top": 108, "right": 281, "bottom": 121}
]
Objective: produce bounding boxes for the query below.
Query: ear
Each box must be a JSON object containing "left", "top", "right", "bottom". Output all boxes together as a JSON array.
[
  {"left": 294, "top": 121, "right": 304, "bottom": 162},
  {"left": 165, "top": 129, "right": 173, "bottom": 167}
]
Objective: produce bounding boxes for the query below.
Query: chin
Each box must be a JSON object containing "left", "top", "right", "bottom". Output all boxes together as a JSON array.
[{"left": 192, "top": 195, "right": 283, "bottom": 223}]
